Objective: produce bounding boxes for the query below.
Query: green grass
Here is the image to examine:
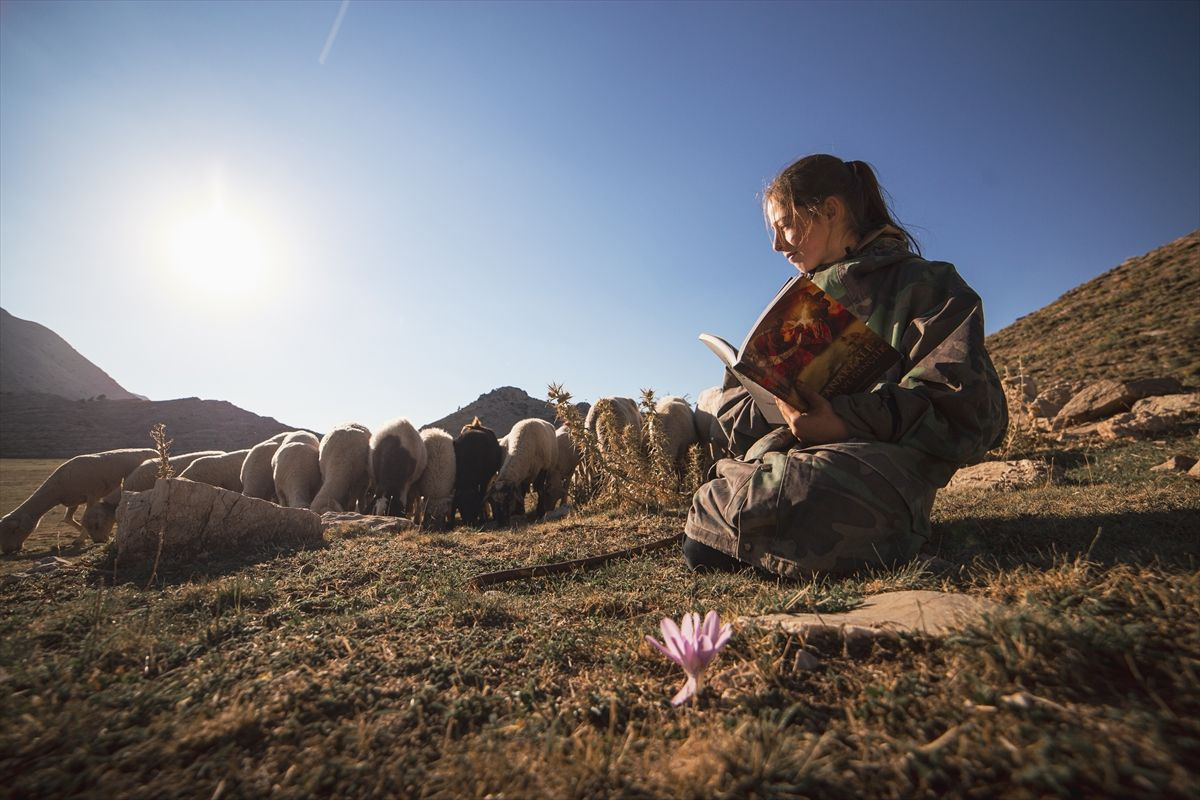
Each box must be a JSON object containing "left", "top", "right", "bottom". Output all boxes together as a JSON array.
[{"left": 1, "top": 432, "right": 1198, "bottom": 798}]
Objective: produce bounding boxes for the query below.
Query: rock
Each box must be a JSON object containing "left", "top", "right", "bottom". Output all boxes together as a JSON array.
[
  {"left": 945, "top": 459, "right": 1063, "bottom": 491},
  {"left": 541, "top": 504, "right": 572, "bottom": 522},
  {"left": 114, "top": 478, "right": 323, "bottom": 565},
  {"left": 320, "top": 511, "right": 415, "bottom": 535},
  {"left": 744, "top": 590, "right": 1003, "bottom": 645},
  {"left": 1032, "top": 380, "right": 1085, "bottom": 419},
  {"left": 1150, "top": 455, "right": 1198, "bottom": 472},
  {"left": 1190, "top": 461, "right": 1200, "bottom": 479},
  {"left": 1053, "top": 377, "right": 1186, "bottom": 428},
  {"left": 1097, "top": 392, "right": 1200, "bottom": 440}
]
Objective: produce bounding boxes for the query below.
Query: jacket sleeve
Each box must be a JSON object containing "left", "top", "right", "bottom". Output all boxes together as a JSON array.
[
  {"left": 714, "top": 369, "right": 784, "bottom": 459},
  {"left": 828, "top": 284, "right": 1009, "bottom": 466}
]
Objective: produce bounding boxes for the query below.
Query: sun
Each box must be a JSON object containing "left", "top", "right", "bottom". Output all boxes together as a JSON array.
[{"left": 165, "top": 196, "right": 276, "bottom": 299}]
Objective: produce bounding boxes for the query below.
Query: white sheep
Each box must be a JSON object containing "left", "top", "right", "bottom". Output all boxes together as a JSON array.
[
  {"left": 487, "top": 417, "right": 558, "bottom": 525},
  {"left": 0, "top": 448, "right": 158, "bottom": 553},
  {"left": 240, "top": 439, "right": 283, "bottom": 502},
  {"left": 81, "top": 450, "right": 225, "bottom": 544},
  {"left": 310, "top": 423, "right": 372, "bottom": 514},
  {"left": 369, "top": 418, "right": 427, "bottom": 516},
  {"left": 410, "top": 427, "right": 456, "bottom": 529},
  {"left": 177, "top": 449, "right": 251, "bottom": 493},
  {"left": 280, "top": 430, "right": 320, "bottom": 448},
  {"left": 272, "top": 440, "right": 321, "bottom": 509},
  {"left": 584, "top": 396, "right": 642, "bottom": 455},
  {"left": 693, "top": 385, "right": 730, "bottom": 462},
  {"left": 647, "top": 395, "right": 699, "bottom": 470},
  {"left": 542, "top": 425, "right": 580, "bottom": 512}
]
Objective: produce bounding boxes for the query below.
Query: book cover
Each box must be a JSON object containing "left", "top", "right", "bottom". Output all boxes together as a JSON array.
[{"left": 700, "top": 275, "right": 900, "bottom": 420}]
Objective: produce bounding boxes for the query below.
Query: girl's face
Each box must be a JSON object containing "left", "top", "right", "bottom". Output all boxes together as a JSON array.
[{"left": 767, "top": 197, "right": 839, "bottom": 274}]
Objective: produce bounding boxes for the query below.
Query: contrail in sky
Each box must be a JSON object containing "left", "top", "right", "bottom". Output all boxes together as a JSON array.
[{"left": 319, "top": 0, "right": 351, "bottom": 66}]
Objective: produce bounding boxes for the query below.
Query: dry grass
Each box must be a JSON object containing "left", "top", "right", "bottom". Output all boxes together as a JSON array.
[{"left": 1, "top": 430, "right": 1197, "bottom": 798}]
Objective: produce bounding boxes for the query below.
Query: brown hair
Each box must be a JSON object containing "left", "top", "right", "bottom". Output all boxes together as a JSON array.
[{"left": 763, "top": 154, "right": 920, "bottom": 255}]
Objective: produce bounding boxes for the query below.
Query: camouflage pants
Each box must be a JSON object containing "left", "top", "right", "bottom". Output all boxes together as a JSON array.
[{"left": 684, "top": 444, "right": 932, "bottom": 579}]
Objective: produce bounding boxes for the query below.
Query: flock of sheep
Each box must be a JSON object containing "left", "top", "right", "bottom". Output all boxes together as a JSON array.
[{"left": 0, "top": 391, "right": 728, "bottom": 555}]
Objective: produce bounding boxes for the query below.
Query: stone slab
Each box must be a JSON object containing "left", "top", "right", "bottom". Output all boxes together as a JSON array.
[
  {"left": 744, "top": 590, "right": 1003, "bottom": 643},
  {"left": 115, "top": 478, "right": 323, "bottom": 564}
]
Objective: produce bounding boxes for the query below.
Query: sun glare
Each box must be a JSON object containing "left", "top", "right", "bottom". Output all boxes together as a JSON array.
[{"left": 163, "top": 185, "right": 278, "bottom": 301}]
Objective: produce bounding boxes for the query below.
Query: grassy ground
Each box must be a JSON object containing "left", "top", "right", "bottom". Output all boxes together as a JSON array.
[{"left": 1, "top": 432, "right": 1197, "bottom": 798}]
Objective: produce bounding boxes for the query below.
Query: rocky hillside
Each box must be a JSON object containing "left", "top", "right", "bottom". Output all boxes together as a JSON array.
[
  {"left": 0, "top": 308, "right": 141, "bottom": 400},
  {"left": 0, "top": 393, "right": 301, "bottom": 459},
  {"left": 423, "top": 386, "right": 589, "bottom": 438},
  {"left": 986, "top": 230, "right": 1199, "bottom": 389}
]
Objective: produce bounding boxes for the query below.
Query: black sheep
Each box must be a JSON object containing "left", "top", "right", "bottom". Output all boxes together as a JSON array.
[{"left": 452, "top": 418, "right": 504, "bottom": 526}]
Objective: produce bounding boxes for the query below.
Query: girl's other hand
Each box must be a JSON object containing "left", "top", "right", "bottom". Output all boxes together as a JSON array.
[{"left": 775, "top": 385, "right": 849, "bottom": 445}]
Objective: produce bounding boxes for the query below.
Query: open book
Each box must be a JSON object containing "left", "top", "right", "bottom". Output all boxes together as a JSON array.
[{"left": 700, "top": 275, "right": 901, "bottom": 424}]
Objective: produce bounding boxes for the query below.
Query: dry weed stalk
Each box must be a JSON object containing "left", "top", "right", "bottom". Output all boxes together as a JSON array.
[
  {"left": 150, "top": 423, "right": 174, "bottom": 479},
  {"left": 548, "top": 384, "right": 696, "bottom": 514},
  {"left": 994, "top": 359, "right": 1055, "bottom": 459}
]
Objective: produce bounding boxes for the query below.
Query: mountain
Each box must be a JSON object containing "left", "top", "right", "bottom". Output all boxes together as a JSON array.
[
  {"left": 423, "top": 386, "right": 588, "bottom": 438},
  {"left": 0, "top": 393, "right": 301, "bottom": 459},
  {"left": 986, "top": 230, "right": 1200, "bottom": 389},
  {"left": 0, "top": 308, "right": 142, "bottom": 400}
]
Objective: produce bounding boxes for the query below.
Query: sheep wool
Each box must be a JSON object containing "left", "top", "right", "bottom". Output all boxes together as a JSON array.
[
  {"left": 648, "top": 396, "right": 699, "bottom": 465},
  {"left": 488, "top": 417, "right": 558, "bottom": 526},
  {"left": 543, "top": 425, "right": 580, "bottom": 512},
  {"left": 241, "top": 440, "right": 283, "bottom": 502},
  {"left": 178, "top": 450, "right": 251, "bottom": 493},
  {"left": 412, "top": 427, "right": 456, "bottom": 529},
  {"left": 273, "top": 440, "right": 322, "bottom": 509},
  {"left": 0, "top": 448, "right": 158, "bottom": 553},
  {"left": 311, "top": 423, "right": 372, "bottom": 514},
  {"left": 369, "top": 418, "right": 427, "bottom": 517},
  {"left": 584, "top": 396, "right": 642, "bottom": 455}
]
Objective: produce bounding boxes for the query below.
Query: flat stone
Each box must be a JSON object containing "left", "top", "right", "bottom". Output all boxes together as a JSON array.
[
  {"left": 944, "top": 459, "right": 1062, "bottom": 492},
  {"left": 1150, "top": 455, "right": 1198, "bottom": 472},
  {"left": 1189, "top": 461, "right": 1200, "bottom": 478},
  {"left": 1054, "top": 377, "right": 1185, "bottom": 428},
  {"left": 1099, "top": 393, "right": 1200, "bottom": 440},
  {"left": 744, "top": 590, "right": 1003, "bottom": 644},
  {"left": 114, "top": 478, "right": 323, "bottom": 564},
  {"left": 320, "top": 511, "right": 415, "bottom": 535}
]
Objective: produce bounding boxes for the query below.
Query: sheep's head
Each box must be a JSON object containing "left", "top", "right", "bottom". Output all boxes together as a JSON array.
[
  {"left": 486, "top": 480, "right": 520, "bottom": 527},
  {"left": 0, "top": 511, "right": 36, "bottom": 554},
  {"left": 82, "top": 501, "right": 118, "bottom": 544}
]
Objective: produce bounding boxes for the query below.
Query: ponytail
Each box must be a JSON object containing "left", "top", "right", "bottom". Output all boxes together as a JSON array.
[{"left": 764, "top": 155, "right": 921, "bottom": 256}]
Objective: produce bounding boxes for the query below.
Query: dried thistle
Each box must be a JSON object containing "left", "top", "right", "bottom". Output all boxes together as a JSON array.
[{"left": 150, "top": 423, "right": 174, "bottom": 479}]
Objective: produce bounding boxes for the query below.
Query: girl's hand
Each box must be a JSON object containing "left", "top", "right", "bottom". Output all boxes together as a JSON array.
[{"left": 775, "top": 385, "right": 849, "bottom": 445}]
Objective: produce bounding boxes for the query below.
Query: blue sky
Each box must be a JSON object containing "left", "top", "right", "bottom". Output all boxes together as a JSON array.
[{"left": 1, "top": 0, "right": 1197, "bottom": 433}]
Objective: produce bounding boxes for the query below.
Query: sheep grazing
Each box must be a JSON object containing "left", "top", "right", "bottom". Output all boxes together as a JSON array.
[
  {"left": 584, "top": 396, "right": 642, "bottom": 454},
  {"left": 310, "top": 423, "right": 372, "bottom": 514},
  {"left": 81, "top": 450, "right": 225, "bottom": 544},
  {"left": 241, "top": 439, "right": 284, "bottom": 502},
  {"left": 177, "top": 449, "right": 251, "bottom": 493},
  {"left": 647, "top": 395, "right": 699, "bottom": 472},
  {"left": 0, "top": 448, "right": 158, "bottom": 553},
  {"left": 369, "top": 418, "right": 427, "bottom": 517},
  {"left": 542, "top": 425, "right": 580, "bottom": 512},
  {"left": 272, "top": 440, "right": 321, "bottom": 509},
  {"left": 487, "top": 417, "right": 558, "bottom": 526},
  {"left": 453, "top": 418, "right": 504, "bottom": 526},
  {"left": 411, "top": 427, "right": 456, "bottom": 529}
]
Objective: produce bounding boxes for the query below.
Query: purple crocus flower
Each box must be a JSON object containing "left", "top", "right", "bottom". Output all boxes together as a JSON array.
[{"left": 645, "top": 610, "right": 733, "bottom": 705}]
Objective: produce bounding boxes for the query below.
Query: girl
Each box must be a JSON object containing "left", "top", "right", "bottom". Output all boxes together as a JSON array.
[{"left": 684, "top": 154, "right": 1008, "bottom": 577}]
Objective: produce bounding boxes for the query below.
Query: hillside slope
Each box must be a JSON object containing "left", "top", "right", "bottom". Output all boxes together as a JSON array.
[
  {"left": 986, "top": 229, "right": 1199, "bottom": 388},
  {"left": 423, "top": 386, "right": 588, "bottom": 438},
  {"left": 0, "top": 393, "right": 301, "bottom": 459},
  {"left": 0, "top": 308, "right": 141, "bottom": 400}
]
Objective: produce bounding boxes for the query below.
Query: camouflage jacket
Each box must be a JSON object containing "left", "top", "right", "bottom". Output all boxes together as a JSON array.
[{"left": 717, "top": 231, "right": 1009, "bottom": 493}]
